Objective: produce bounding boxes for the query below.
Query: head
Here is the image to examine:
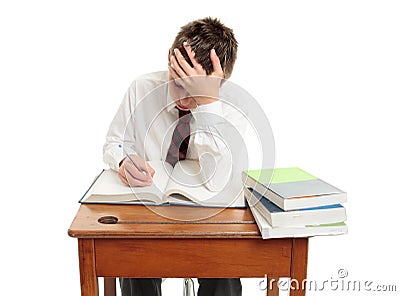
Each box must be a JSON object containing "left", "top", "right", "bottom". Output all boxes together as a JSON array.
[
  {"left": 170, "top": 17, "right": 238, "bottom": 79},
  {"left": 169, "top": 17, "right": 238, "bottom": 110}
]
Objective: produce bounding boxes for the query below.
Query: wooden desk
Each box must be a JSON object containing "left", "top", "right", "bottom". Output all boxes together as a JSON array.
[{"left": 68, "top": 204, "right": 308, "bottom": 296}]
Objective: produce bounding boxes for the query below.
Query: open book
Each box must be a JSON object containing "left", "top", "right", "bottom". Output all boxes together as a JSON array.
[{"left": 80, "top": 160, "right": 245, "bottom": 207}]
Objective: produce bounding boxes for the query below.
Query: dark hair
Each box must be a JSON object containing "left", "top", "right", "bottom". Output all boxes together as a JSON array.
[{"left": 171, "top": 17, "right": 238, "bottom": 79}]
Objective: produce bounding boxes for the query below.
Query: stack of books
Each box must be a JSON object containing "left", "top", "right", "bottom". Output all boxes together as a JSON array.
[{"left": 242, "top": 167, "right": 348, "bottom": 239}]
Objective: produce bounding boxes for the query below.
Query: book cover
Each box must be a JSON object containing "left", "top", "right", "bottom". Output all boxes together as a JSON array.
[
  {"left": 244, "top": 187, "right": 347, "bottom": 227},
  {"left": 243, "top": 167, "right": 347, "bottom": 210},
  {"left": 248, "top": 204, "right": 348, "bottom": 239}
]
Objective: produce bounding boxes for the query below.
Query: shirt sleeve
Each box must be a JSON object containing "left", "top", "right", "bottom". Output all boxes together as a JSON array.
[
  {"left": 103, "top": 83, "right": 137, "bottom": 171},
  {"left": 191, "top": 100, "right": 247, "bottom": 192}
]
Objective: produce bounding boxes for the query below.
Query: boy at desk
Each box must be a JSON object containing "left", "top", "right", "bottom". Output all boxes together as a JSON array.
[{"left": 103, "top": 17, "right": 247, "bottom": 296}]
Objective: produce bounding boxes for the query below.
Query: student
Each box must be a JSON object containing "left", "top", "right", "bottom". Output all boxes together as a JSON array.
[{"left": 103, "top": 17, "right": 246, "bottom": 296}]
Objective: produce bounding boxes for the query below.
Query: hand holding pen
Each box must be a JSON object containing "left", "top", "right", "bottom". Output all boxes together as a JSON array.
[{"left": 118, "top": 154, "right": 155, "bottom": 187}]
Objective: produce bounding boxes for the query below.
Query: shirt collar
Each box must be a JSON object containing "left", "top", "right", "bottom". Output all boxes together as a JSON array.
[{"left": 166, "top": 84, "right": 177, "bottom": 112}]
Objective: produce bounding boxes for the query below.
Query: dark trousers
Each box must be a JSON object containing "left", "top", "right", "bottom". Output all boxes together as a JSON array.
[{"left": 120, "top": 278, "right": 242, "bottom": 296}]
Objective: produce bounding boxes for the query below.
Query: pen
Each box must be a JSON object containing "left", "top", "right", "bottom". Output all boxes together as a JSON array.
[{"left": 119, "top": 144, "right": 150, "bottom": 177}]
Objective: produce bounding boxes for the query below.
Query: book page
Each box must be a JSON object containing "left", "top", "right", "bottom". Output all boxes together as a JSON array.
[
  {"left": 164, "top": 160, "right": 214, "bottom": 201},
  {"left": 165, "top": 160, "right": 245, "bottom": 207},
  {"left": 82, "top": 160, "right": 173, "bottom": 204},
  {"left": 147, "top": 160, "right": 173, "bottom": 195}
]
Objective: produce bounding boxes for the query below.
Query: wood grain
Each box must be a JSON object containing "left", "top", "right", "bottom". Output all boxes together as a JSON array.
[
  {"left": 267, "top": 277, "right": 280, "bottom": 296},
  {"left": 103, "top": 278, "right": 116, "bottom": 296},
  {"left": 95, "top": 238, "right": 292, "bottom": 278},
  {"left": 78, "top": 239, "right": 99, "bottom": 296},
  {"left": 290, "top": 238, "right": 309, "bottom": 296},
  {"left": 68, "top": 204, "right": 259, "bottom": 238}
]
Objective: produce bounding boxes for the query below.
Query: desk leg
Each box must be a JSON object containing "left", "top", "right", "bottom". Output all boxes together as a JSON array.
[
  {"left": 267, "top": 277, "right": 280, "bottom": 296},
  {"left": 104, "top": 278, "right": 116, "bottom": 296},
  {"left": 290, "top": 238, "right": 308, "bottom": 296},
  {"left": 78, "top": 239, "right": 99, "bottom": 296}
]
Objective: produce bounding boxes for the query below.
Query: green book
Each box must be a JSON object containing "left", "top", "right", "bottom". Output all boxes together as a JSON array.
[
  {"left": 243, "top": 167, "right": 347, "bottom": 211},
  {"left": 246, "top": 167, "right": 317, "bottom": 184}
]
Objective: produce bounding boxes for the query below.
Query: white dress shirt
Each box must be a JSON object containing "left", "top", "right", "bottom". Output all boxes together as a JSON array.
[{"left": 103, "top": 71, "right": 247, "bottom": 191}]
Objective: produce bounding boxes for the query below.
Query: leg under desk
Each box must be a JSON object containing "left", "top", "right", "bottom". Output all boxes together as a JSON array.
[{"left": 104, "top": 278, "right": 286, "bottom": 296}]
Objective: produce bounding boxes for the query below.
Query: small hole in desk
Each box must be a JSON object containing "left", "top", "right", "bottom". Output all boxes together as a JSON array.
[{"left": 98, "top": 216, "right": 119, "bottom": 224}]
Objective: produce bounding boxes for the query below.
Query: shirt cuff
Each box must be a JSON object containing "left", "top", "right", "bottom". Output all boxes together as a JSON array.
[{"left": 103, "top": 144, "right": 125, "bottom": 171}]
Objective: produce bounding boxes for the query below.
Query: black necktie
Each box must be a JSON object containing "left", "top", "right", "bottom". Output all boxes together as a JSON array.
[{"left": 166, "top": 108, "right": 192, "bottom": 166}]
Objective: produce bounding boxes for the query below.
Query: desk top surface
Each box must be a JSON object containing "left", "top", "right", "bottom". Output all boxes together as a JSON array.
[{"left": 68, "top": 204, "right": 260, "bottom": 239}]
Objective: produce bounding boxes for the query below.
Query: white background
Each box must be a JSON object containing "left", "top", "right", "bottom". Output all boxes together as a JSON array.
[{"left": 1, "top": 0, "right": 399, "bottom": 295}]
